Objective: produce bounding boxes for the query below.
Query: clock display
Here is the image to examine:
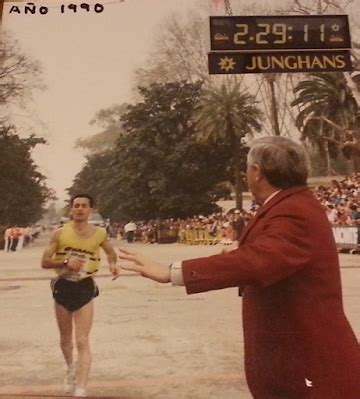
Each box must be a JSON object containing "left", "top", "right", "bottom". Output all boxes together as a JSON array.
[{"left": 210, "top": 15, "right": 351, "bottom": 51}]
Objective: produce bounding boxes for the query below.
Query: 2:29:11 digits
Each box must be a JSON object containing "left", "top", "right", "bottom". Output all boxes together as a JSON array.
[{"left": 234, "top": 23, "right": 325, "bottom": 45}]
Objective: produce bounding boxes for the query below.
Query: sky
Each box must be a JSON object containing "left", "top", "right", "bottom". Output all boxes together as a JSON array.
[{"left": 2, "top": 0, "right": 209, "bottom": 204}]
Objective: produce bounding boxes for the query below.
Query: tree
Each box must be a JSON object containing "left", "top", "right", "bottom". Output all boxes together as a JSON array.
[
  {"left": 291, "top": 72, "right": 359, "bottom": 173},
  {"left": 193, "top": 82, "right": 263, "bottom": 210},
  {"left": 69, "top": 81, "right": 233, "bottom": 220},
  {"left": 134, "top": 11, "right": 210, "bottom": 88},
  {"left": 133, "top": 3, "right": 304, "bottom": 140},
  {"left": 0, "top": 32, "right": 43, "bottom": 109},
  {"left": 75, "top": 104, "right": 128, "bottom": 155},
  {"left": 0, "top": 123, "right": 54, "bottom": 225},
  {"left": 68, "top": 150, "right": 114, "bottom": 212},
  {"left": 0, "top": 33, "right": 50, "bottom": 225}
]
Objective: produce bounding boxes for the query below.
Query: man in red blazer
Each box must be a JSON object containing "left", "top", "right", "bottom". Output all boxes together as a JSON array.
[{"left": 119, "top": 136, "right": 360, "bottom": 398}]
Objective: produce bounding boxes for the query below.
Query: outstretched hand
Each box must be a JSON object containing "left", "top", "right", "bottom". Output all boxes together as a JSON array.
[
  {"left": 118, "top": 248, "right": 171, "bottom": 283},
  {"left": 109, "top": 264, "right": 119, "bottom": 279}
]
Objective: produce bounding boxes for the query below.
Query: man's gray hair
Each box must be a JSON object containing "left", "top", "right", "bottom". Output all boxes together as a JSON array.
[{"left": 247, "top": 136, "right": 309, "bottom": 189}]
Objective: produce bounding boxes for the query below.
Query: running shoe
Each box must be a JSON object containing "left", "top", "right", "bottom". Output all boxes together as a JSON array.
[
  {"left": 64, "top": 362, "right": 76, "bottom": 394},
  {"left": 74, "top": 386, "right": 87, "bottom": 397}
]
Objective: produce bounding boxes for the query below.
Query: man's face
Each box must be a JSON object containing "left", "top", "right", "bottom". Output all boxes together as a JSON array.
[
  {"left": 246, "top": 163, "right": 258, "bottom": 197},
  {"left": 71, "top": 197, "right": 93, "bottom": 222}
]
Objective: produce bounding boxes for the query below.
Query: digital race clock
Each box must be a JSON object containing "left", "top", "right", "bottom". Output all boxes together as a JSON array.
[{"left": 210, "top": 15, "right": 351, "bottom": 51}]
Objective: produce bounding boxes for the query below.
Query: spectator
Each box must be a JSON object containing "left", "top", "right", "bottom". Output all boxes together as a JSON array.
[
  {"left": 124, "top": 221, "right": 137, "bottom": 243},
  {"left": 9, "top": 225, "right": 22, "bottom": 252}
]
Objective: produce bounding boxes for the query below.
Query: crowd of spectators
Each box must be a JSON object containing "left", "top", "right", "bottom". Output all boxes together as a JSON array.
[
  {"left": 2, "top": 225, "right": 43, "bottom": 252},
  {"left": 313, "top": 173, "right": 360, "bottom": 226},
  {"left": 107, "top": 209, "right": 257, "bottom": 246},
  {"left": 107, "top": 173, "right": 359, "bottom": 246}
]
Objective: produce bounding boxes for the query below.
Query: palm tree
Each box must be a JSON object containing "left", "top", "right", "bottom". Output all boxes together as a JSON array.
[
  {"left": 193, "top": 82, "right": 263, "bottom": 210},
  {"left": 291, "top": 72, "right": 358, "bottom": 174}
]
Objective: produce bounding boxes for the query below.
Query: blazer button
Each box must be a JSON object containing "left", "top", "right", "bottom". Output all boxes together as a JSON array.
[{"left": 191, "top": 271, "right": 197, "bottom": 277}]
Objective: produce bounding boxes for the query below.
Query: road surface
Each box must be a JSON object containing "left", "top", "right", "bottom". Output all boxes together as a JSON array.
[{"left": 0, "top": 233, "right": 359, "bottom": 398}]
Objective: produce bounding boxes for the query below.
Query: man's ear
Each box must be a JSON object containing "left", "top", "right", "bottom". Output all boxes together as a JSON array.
[{"left": 252, "top": 163, "right": 262, "bottom": 182}]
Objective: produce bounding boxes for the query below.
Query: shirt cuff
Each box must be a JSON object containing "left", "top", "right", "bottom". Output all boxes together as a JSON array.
[{"left": 170, "top": 261, "right": 184, "bottom": 286}]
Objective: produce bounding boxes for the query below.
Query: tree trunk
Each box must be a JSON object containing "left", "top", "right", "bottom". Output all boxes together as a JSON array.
[
  {"left": 233, "top": 136, "right": 244, "bottom": 210},
  {"left": 352, "top": 150, "right": 360, "bottom": 172},
  {"left": 325, "top": 144, "right": 331, "bottom": 175},
  {"left": 344, "top": 72, "right": 360, "bottom": 109},
  {"left": 0, "top": 2, "right": 3, "bottom": 27},
  {"left": 352, "top": 128, "right": 360, "bottom": 172},
  {"left": 266, "top": 74, "right": 281, "bottom": 136}
]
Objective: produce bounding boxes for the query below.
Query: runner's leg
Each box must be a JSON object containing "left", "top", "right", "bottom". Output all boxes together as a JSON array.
[
  {"left": 74, "top": 299, "right": 94, "bottom": 391},
  {"left": 54, "top": 302, "right": 74, "bottom": 366},
  {"left": 55, "top": 302, "right": 76, "bottom": 393}
]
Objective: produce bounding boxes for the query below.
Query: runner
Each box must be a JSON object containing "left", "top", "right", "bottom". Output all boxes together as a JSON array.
[{"left": 41, "top": 193, "right": 119, "bottom": 397}]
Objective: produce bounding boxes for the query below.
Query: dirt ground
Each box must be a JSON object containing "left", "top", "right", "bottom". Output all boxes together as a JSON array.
[{"left": 0, "top": 234, "right": 359, "bottom": 399}]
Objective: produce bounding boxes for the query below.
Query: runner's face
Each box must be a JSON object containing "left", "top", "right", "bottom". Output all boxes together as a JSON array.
[{"left": 71, "top": 197, "right": 92, "bottom": 222}]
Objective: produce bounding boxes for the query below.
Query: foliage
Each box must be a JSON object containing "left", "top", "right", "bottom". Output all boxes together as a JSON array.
[
  {"left": 75, "top": 104, "right": 128, "bottom": 155},
  {"left": 0, "top": 32, "right": 44, "bottom": 108},
  {"left": 0, "top": 32, "right": 51, "bottom": 226},
  {"left": 134, "top": 11, "right": 209, "bottom": 87},
  {"left": 194, "top": 83, "right": 262, "bottom": 143},
  {"left": 307, "top": 144, "right": 351, "bottom": 176},
  {"left": 193, "top": 82, "right": 263, "bottom": 209},
  {"left": 68, "top": 151, "right": 114, "bottom": 213},
  {"left": 291, "top": 73, "right": 359, "bottom": 172},
  {"left": 0, "top": 124, "right": 55, "bottom": 225},
  {"left": 69, "top": 81, "right": 233, "bottom": 220}
]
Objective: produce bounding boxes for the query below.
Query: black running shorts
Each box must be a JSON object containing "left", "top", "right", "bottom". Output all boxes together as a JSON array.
[{"left": 51, "top": 277, "right": 99, "bottom": 312}]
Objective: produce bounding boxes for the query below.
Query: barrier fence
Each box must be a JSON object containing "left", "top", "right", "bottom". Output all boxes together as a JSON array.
[
  {"left": 165, "top": 225, "right": 360, "bottom": 253},
  {"left": 177, "top": 228, "right": 224, "bottom": 245},
  {"left": 332, "top": 225, "right": 359, "bottom": 253}
]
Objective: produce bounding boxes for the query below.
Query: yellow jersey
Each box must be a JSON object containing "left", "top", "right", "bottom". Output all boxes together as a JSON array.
[{"left": 54, "top": 222, "right": 107, "bottom": 280}]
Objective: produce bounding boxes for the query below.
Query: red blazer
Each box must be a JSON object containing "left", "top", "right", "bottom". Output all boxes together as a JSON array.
[{"left": 182, "top": 186, "right": 360, "bottom": 398}]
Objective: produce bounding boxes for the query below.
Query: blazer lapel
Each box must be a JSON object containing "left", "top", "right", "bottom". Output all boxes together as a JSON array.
[
  {"left": 238, "top": 209, "right": 263, "bottom": 245},
  {"left": 238, "top": 186, "right": 310, "bottom": 245}
]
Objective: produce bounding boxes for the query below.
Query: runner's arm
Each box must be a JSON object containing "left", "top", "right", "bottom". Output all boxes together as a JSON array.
[
  {"left": 41, "top": 230, "right": 65, "bottom": 269},
  {"left": 101, "top": 238, "right": 118, "bottom": 276}
]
